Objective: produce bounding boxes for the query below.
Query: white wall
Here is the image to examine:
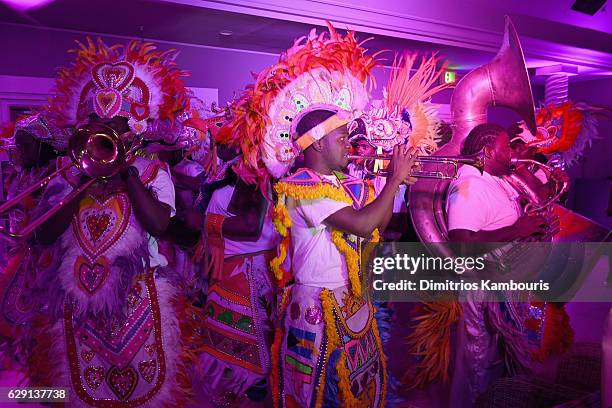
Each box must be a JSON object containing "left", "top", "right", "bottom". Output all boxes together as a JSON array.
[{"left": 0, "top": 22, "right": 271, "bottom": 105}]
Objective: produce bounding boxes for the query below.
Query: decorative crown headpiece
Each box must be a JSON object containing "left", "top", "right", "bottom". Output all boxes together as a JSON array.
[
  {"left": 349, "top": 53, "right": 451, "bottom": 155},
  {"left": 220, "top": 23, "right": 380, "bottom": 192},
  {"left": 48, "top": 38, "right": 191, "bottom": 136}
]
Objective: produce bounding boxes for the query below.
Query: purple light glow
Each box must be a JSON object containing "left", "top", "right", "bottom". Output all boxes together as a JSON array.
[{"left": 1, "top": 0, "right": 54, "bottom": 12}]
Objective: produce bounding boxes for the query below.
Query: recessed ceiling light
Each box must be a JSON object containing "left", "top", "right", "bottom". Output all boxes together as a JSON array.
[
  {"left": 1, "top": 0, "right": 55, "bottom": 12},
  {"left": 219, "top": 30, "right": 233, "bottom": 37}
]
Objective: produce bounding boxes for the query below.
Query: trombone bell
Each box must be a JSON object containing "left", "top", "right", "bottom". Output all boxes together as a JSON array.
[
  {"left": 69, "top": 124, "right": 126, "bottom": 179},
  {"left": 0, "top": 123, "right": 128, "bottom": 243}
]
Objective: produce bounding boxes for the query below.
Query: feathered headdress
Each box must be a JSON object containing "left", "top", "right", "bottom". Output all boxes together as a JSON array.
[
  {"left": 47, "top": 37, "right": 191, "bottom": 136},
  {"left": 349, "top": 53, "right": 451, "bottom": 155},
  {"left": 513, "top": 100, "right": 610, "bottom": 167},
  {"left": 220, "top": 23, "right": 381, "bottom": 192},
  {"left": 143, "top": 98, "right": 226, "bottom": 157}
]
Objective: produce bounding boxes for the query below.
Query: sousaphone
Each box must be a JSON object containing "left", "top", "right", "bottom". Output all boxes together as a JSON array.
[
  {"left": 408, "top": 16, "right": 609, "bottom": 293},
  {"left": 408, "top": 16, "right": 537, "bottom": 257}
]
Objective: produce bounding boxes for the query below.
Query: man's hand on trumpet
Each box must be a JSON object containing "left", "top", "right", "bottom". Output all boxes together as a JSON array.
[{"left": 385, "top": 144, "right": 420, "bottom": 187}]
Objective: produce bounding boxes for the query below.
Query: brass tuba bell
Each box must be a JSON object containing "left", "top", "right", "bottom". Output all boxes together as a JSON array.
[{"left": 408, "top": 16, "right": 538, "bottom": 254}]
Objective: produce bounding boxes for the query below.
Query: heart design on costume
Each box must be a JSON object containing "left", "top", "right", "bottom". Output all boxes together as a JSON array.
[
  {"left": 81, "top": 349, "right": 95, "bottom": 362},
  {"left": 92, "top": 62, "right": 135, "bottom": 92},
  {"left": 138, "top": 359, "right": 157, "bottom": 383},
  {"left": 107, "top": 365, "right": 138, "bottom": 400},
  {"left": 130, "top": 102, "right": 150, "bottom": 121},
  {"left": 84, "top": 366, "right": 104, "bottom": 390},
  {"left": 127, "top": 118, "right": 147, "bottom": 135},
  {"left": 94, "top": 89, "right": 122, "bottom": 118},
  {"left": 74, "top": 194, "right": 130, "bottom": 259},
  {"left": 144, "top": 344, "right": 157, "bottom": 356},
  {"left": 78, "top": 261, "right": 108, "bottom": 294},
  {"left": 86, "top": 213, "right": 111, "bottom": 242}
]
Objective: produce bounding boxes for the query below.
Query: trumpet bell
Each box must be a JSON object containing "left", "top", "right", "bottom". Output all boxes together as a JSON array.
[{"left": 69, "top": 123, "right": 125, "bottom": 179}]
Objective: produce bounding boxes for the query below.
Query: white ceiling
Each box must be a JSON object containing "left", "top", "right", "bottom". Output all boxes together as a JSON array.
[{"left": 0, "top": 0, "right": 610, "bottom": 80}]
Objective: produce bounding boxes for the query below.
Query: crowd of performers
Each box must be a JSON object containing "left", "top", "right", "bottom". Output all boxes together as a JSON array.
[{"left": 0, "top": 22, "right": 608, "bottom": 408}]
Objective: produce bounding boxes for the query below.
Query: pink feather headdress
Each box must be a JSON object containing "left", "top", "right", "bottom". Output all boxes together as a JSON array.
[
  {"left": 349, "top": 53, "right": 451, "bottom": 155},
  {"left": 47, "top": 37, "right": 191, "bottom": 136},
  {"left": 219, "top": 23, "right": 382, "bottom": 193}
]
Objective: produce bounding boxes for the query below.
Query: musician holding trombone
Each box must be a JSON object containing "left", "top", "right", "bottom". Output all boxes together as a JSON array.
[
  {"left": 0, "top": 113, "right": 68, "bottom": 368},
  {"left": 0, "top": 38, "right": 202, "bottom": 406}
]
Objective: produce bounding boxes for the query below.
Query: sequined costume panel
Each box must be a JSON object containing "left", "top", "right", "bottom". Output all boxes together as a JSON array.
[
  {"left": 194, "top": 251, "right": 276, "bottom": 401},
  {"left": 61, "top": 274, "right": 176, "bottom": 406},
  {"left": 276, "top": 284, "right": 386, "bottom": 408}
]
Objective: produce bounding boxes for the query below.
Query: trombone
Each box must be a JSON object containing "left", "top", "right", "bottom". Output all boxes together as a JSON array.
[
  {"left": 347, "top": 150, "right": 485, "bottom": 179},
  {"left": 0, "top": 123, "right": 138, "bottom": 243}
]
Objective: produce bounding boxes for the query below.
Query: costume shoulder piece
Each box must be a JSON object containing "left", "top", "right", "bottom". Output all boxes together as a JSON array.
[
  {"left": 334, "top": 171, "right": 374, "bottom": 210},
  {"left": 275, "top": 168, "right": 371, "bottom": 209},
  {"left": 132, "top": 156, "right": 169, "bottom": 185}
]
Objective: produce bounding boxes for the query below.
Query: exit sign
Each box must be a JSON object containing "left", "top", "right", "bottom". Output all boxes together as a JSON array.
[{"left": 444, "top": 70, "right": 456, "bottom": 84}]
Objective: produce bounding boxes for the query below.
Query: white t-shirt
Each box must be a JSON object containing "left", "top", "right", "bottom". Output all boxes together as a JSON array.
[
  {"left": 287, "top": 175, "right": 352, "bottom": 289},
  {"left": 134, "top": 158, "right": 176, "bottom": 218},
  {"left": 206, "top": 185, "right": 279, "bottom": 257},
  {"left": 446, "top": 165, "right": 520, "bottom": 232},
  {"left": 135, "top": 159, "right": 176, "bottom": 268}
]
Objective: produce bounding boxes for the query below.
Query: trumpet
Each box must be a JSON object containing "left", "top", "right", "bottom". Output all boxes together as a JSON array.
[
  {"left": 347, "top": 150, "right": 485, "bottom": 179},
  {"left": 0, "top": 123, "right": 136, "bottom": 242}
]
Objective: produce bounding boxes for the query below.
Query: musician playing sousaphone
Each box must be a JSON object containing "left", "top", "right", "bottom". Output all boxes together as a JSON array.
[
  {"left": 9, "top": 38, "right": 202, "bottom": 406},
  {"left": 404, "top": 16, "right": 587, "bottom": 407},
  {"left": 447, "top": 123, "right": 562, "bottom": 249},
  {"left": 445, "top": 123, "right": 564, "bottom": 406}
]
